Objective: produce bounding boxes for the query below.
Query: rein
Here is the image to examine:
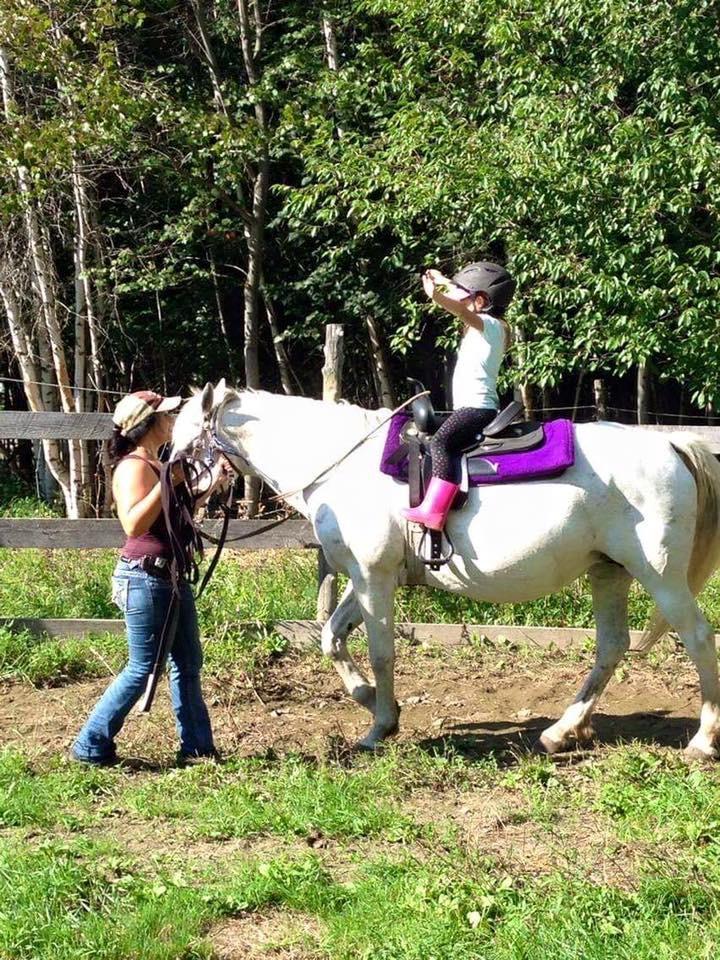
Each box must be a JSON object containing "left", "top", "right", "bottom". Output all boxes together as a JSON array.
[
  {"left": 138, "top": 389, "right": 430, "bottom": 713},
  {"left": 210, "top": 389, "right": 431, "bottom": 503},
  {"left": 137, "top": 455, "right": 231, "bottom": 713}
]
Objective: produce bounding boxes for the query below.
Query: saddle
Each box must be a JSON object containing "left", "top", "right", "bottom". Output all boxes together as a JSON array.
[{"left": 391, "top": 386, "right": 543, "bottom": 570}]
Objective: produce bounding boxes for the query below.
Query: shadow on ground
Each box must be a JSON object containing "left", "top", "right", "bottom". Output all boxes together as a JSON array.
[{"left": 416, "top": 710, "right": 697, "bottom": 763}]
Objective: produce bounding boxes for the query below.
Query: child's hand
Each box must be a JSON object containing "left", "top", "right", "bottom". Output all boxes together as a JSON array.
[
  {"left": 422, "top": 268, "right": 445, "bottom": 298},
  {"left": 422, "top": 268, "right": 452, "bottom": 299}
]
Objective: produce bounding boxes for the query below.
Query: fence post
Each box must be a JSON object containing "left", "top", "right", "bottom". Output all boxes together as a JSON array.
[
  {"left": 593, "top": 378, "right": 608, "bottom": 421},
  {"left": 316, "top": 324, "right": 344, "bottom": 622}
]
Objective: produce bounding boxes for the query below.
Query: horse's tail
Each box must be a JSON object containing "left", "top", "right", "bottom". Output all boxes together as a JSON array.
[{"left": 640, "top": 433, "right": 720, "bottom": 651}]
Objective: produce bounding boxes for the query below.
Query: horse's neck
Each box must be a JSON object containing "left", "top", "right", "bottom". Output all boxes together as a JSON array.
[{"left": 223, "top": 393, "right": 386, "bottom": 510}]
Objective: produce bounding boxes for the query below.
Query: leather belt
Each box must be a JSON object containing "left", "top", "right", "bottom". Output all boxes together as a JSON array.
[{"left": 120, "top": 555, "right": 172, "bottom": 580}]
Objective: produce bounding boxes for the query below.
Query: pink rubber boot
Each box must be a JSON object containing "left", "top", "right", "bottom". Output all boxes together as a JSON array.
[{"left": 401, "top": 477, "right": 460, "bottom": 531}]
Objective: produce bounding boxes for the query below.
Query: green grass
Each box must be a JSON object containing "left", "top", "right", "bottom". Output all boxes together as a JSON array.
[
  {"left": 594, "top": 747, "right": 720, "bottom": 847},
  {"left": 121, "top": 753, "right": 419, "bottom": 842},
  {"left": 4, "top": 547, "right": 720, "bottom": 629},
  {"left": 0, "top": 838, "right": 218, "bottom": 960},
  {"left": 0, "top": 749, "right": 117, "bottom": 830},
  {"left": 0, "top": 625, "right": 127, "bottom": 685},
  {"left": 2, "top": 545, "right": 720, "bottom": 685},
  {"left": 3, "top": 741, "right": 720, "bottom": 959}
]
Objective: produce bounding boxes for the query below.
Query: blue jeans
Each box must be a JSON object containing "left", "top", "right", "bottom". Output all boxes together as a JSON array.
[{"left": 73, "top": 559, "right": 215, "bottom": 762}]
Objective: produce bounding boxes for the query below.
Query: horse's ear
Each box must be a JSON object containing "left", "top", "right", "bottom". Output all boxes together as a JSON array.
[
  {"left": 200, "top": 382, "right": 214, "bottom": 414},
  {"left": 215, "top": 378, "right": 227, "bottom": 403}
]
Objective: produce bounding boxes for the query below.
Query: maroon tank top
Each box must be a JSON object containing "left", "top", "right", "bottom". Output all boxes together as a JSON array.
[{"left": 118, "top": 455, "right": 172, "bottom": 560}]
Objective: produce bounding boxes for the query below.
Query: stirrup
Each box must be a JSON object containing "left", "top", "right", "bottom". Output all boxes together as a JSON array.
[{"left": 418, "top": 526, "right": 454, "bottom": 570}]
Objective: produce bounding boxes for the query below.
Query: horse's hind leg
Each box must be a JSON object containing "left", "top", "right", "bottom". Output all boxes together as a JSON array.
[
  {"left": 320, "top": 581, "right": 376, "bottom": 714},
  {"left": 648, "top": 584, "right": 719, "bottom": 760},
  {"left": 539, "top": 561, "right": 632, "bottom": 754}
]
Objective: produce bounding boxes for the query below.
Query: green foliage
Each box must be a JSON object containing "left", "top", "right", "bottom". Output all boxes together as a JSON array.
[
  {"left": 3, "top": 0, "right": 718, "bottom": 408},
  {"left": 279, "top": 0, "right": 720, "bottom": 405},
  {"left": 0, "top": 465, "right": 59, "bottom": 518}
]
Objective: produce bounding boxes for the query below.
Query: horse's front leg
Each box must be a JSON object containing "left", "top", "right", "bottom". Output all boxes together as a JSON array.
[
  {"left": 350, "top": 568, "right": 400, "bottom": 750},
  {"left": 320, "top": 580, "right": 376, "bottom": 714}
]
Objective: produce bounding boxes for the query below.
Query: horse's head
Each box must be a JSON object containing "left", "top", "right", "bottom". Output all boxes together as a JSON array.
[
  {"left": 172, "top": 378, "right": 258, "bottom": 475},
  {"left": 171, "top": 378, "right": 228, "bottom": 462}
]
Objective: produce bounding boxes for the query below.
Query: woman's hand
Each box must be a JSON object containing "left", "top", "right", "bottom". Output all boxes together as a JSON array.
[
  {"left": 171, "top": 462, "right": 186, "bottom": 487},
  {"left": 208, "top": 456, "right": 233, "bottom": 493}
]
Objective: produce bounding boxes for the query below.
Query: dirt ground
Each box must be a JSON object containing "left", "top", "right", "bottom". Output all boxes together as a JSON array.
[{"left": 0, "top": 644, "right": 702, "bottom": 764}]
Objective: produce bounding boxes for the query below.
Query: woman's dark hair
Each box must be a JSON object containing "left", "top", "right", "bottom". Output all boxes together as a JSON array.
[{"left": 108, "top": 415, "right": 158, "bottom": 466}]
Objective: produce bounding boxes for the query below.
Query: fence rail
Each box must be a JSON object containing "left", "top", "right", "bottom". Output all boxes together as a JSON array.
[
  {"left": 2, "top": 617, "right": 719, "bottom": 653},
  {"left": 0, "top": 518, "right": 317, "bottom": 550},
  {"left": 2, "top": 410, "right": 720, "bottom": 449},
  {"left": 0, "top": 411, "right": 113, "bottom": 440}
]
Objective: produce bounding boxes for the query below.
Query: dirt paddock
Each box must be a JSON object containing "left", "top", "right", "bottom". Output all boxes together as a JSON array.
[{"left": 0, "top": 644, "right": 703, "bottom": 764}]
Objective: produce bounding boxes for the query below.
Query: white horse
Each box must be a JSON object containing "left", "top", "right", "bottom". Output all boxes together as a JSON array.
[{"left": 172, "top": 381, "right": 720, "bottom": 759}]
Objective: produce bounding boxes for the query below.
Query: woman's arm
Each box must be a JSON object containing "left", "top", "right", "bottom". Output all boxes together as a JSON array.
[{"left": 113, "top": 461, "right": 163, "bottom": 537}]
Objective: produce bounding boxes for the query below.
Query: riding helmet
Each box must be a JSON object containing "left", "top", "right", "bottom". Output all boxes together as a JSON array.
[{"left": 451, "top": 261, "right": 516, "bottom": 316}]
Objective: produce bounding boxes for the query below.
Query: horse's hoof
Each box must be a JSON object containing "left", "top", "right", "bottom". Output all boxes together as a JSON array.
[
  {"left": 684, "top": 744, "right": 718, "bottom": 762},
  {"left": 535, "top": 733, "right": 565, "bottom": 755},
  {"left": 355, "top": 711, "right": 401, "bottom": 752}
]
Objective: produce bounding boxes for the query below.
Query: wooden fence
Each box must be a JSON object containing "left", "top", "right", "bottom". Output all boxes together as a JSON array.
[{"left": 2, "top": 409, "right": 720, "bottom": 651}]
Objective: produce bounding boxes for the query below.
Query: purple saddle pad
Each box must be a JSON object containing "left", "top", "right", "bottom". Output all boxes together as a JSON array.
[{"left": 380, "top": 414, "right": 575, "bottom": 485}]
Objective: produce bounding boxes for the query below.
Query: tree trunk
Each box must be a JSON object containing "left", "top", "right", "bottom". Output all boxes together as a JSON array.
[
  {"left": 512, "top": 324, "right": 535, "bottom": 418},
  {"left": 365, "top": 314, "right": 394, "bottom": 408},
  {"left": 321, "top": 15, "right": 339, "bottom": 69},
  {"left": 263, "top": 287, "right": 297, "bottom": 395},
  {"left": 237, "top": 0, "right": 271, "bottom": 518},
  {"left": 209, "top": 249, "right": 238, "bottom": 381},
  {"left": 0, "top": 270, "right": 66, "bottom": 504},
  {"left": 190, "top": 0, "right": 227, "bottom": 114},
  {"left": 317, "top": 324, "right": 344, "bottom": 620},
  {"left": 321, "top": 15, "right": 343, "bottom": 138},
  {"left": 541, "top": 386, "right": 552, "bottom": 418},
  {"left": 593, "top": 377, "right": 608, "bottom": 421},
  {"left": 571, "top": 368, "right": 585, "bottom": 422},
  {"left": 0, "top": 43, "right": 95, "bottom": 516}
]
